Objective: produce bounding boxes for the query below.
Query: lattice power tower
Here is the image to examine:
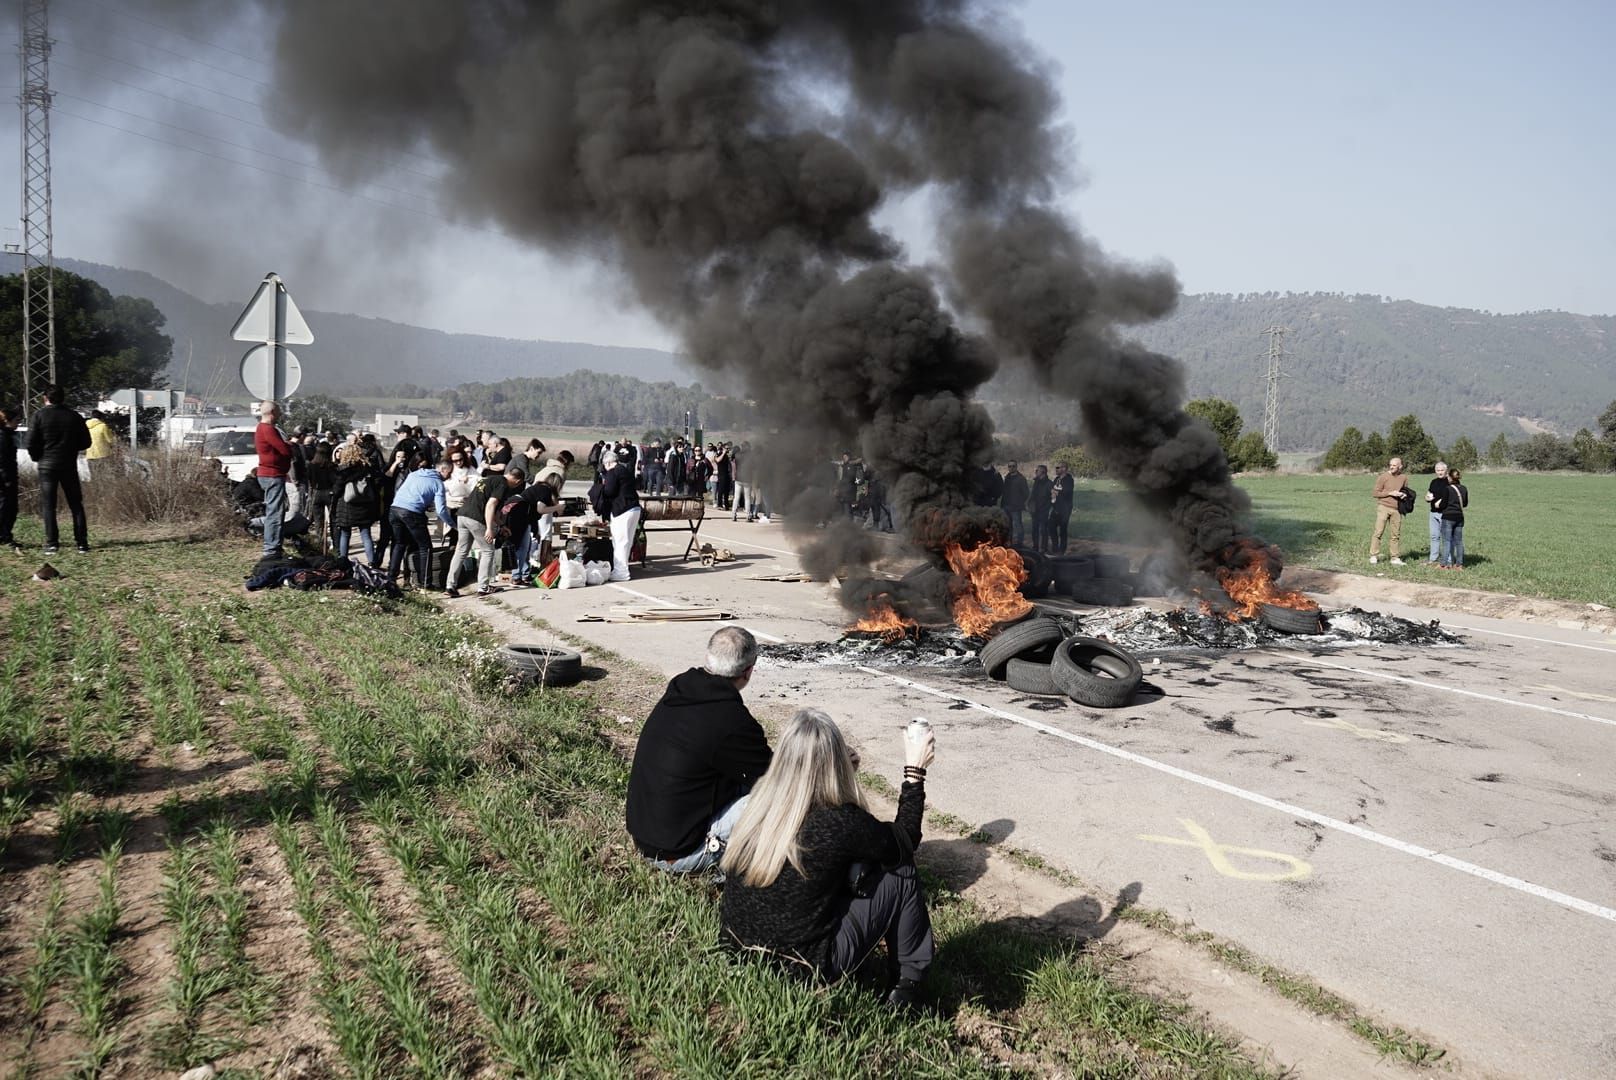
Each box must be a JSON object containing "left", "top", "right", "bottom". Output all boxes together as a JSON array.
[
  {"left": 1261, "top": 325, "right": 1288, "bottom": 453},
  {"left": 18, "top": 0, "right": 56, "bottom": 417}
]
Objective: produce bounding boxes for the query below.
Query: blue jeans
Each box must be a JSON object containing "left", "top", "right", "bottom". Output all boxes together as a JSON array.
[
  {"left": 1428, "top": 512, "right": 1443, "bottom": 563},
  {"left": 510, "top": 530, "right": 535, "bottom": 582},
  {"left": 1005, "top": 509, "right": 1024, "bottom": 545},
  {"left": 1440, "top": 519, "right": 1465, "bottom": 567},
  {"left": 333, "top": 525, "right": 375, "bottom": 562},
  {"left": 646, "top": 796, "right": 749, "bottom": 874},
  {"left": 259, "top": 476, "right": 287, "bottom": 555}
]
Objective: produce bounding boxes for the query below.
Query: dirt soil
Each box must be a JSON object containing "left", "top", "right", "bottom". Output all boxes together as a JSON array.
[{"left": 1284, "top": 565, "right": 1616, "bottom": 635}]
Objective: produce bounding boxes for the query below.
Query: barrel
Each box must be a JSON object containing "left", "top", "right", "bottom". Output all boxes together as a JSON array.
[{"left": 639, "top": 497, "right": 706, "bottom": 522}]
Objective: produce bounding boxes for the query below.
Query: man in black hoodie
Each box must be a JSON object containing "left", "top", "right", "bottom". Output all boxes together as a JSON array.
[
  {"left": 26, "top": 384, "right": 93, "bottom": 555},
  {"left": 626, "top": 627, "right": 773, "bottom": 873}
]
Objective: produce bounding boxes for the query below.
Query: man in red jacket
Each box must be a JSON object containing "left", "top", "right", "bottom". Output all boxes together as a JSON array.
[{"left": 255, "top": 400, "right": 294, "bottom": 557}]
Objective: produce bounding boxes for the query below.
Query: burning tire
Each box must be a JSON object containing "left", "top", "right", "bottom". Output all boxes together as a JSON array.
[
  {"left": 1049, "top": 556, "right": 1094, "bottom": 585},
  {"left": 1051, "top": 636, "right": 1142, "bottom": 708},
  {"left": 1092, "top": 554, "right": 1132, "bottom": 579},
  {"left": 499, "top": 644, "right": 584, "bottom": 687},
  {"left": 1259, "top": 603, "right": 1325, "bottom": 635},
  {"left": 979, "top": 617, "right": 1065, "bottom": 680},
  {"left": 1063, "top": 578, "right": 1134, "bottom": 607},
  {"left": 1005, "top": 656, "right": 1063, "bottom": 696}
]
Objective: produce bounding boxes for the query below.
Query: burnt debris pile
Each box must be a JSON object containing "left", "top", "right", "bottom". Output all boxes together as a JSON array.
[{"left": 759, "top": 606, "right": 1461, "bottom": 670}]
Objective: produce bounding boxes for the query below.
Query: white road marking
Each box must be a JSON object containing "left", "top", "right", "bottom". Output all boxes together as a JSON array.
[
  {"left": 1444, "top": 623, "right": 1616, "bottom": 655},
  {"left": 1528, "top": 684, "right": 1616, "bottom": 704},
  {"left": 604, "top": 583, "right": 784, "bottom": 642},
  {"left": 856, "top": 665, "right": 1616, "bottom": 924},
  {"left": 1276, "top": 655, "right": 1616, "bottom": 729}
]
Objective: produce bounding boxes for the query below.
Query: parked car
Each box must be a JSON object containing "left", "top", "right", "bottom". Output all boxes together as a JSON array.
[{"left": 203, "top": 427, "right": 260, "bottom": 482}]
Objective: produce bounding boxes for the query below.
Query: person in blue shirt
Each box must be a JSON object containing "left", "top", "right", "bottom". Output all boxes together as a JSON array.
[{"left": 388, "top": 453, "right": 454, "bottom": 588}]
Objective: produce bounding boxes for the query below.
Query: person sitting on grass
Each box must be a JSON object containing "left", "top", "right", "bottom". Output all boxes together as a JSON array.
[
  {"left": 626, "top": 627, "right": 772, "bottom": 874},
  {"left": 718, "top": 708, "right": 936, "bottom": 1007}
]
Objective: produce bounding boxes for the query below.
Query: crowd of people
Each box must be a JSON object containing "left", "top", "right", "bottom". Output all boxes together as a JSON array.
[{"left": 1368, "top": 456, "right": 1471, "bottom": 568}]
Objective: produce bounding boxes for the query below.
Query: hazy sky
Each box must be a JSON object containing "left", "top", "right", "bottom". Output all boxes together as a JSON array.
[{"left": 5, "top": 0, "right": 1611, "bottom": 354}]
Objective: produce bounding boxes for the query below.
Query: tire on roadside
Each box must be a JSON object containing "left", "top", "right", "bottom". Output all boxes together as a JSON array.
[
  {"left": 978, "top": 617, "right": 1066, "bottom": 680},
  {"left": 1092, "top": 554, "right": 1132, "bottom": 579},
  {"left": 1258, "top": 603, "right": 1325, "bottom": 635},
  {"left": 499, "top": 644, "right": 584, "bottom": 687},
  {"left": 1005, "top": 656, "right": 1064, "bottom": 696},
  {"left": 1051, "top": 636, "right": 1143, "bottom": 708},
  {"left": 1049, "top": 556, "right": 1095, "bottom": 586},
  {"left": 1064, "top": 578, "right": 1135, "bottom": 607}
]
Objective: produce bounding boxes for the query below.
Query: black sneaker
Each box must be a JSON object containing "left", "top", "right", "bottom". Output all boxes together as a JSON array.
[
  {"left": 76, "top": 546, "right": 91, "bottom": 554},
  {"left": 444, "top": 587, "right": 460, "bottom": 599},
  {"left": 42, "top": 545, "right": 58, "bottom": 556}
]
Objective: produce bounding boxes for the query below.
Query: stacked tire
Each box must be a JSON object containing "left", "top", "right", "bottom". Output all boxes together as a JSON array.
[{"left": 980, "top": 618, "right": 1144, "bottom": 708}]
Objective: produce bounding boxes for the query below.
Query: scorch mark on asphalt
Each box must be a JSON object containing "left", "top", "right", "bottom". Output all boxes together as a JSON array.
[{"left": 856, "top": 665, "right": 1616, "bottom": 924}]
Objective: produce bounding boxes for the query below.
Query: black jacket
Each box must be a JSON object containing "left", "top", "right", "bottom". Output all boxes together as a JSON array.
[
  {"left": 26, "top": 404, "right": 92, "bottom": 473},
  {"left": 1029, "top": 476, "right": 1052, "bottom": 516},
  {"left": 1000, "top": 471, "right": 1029, "bottom": 512},
  {"left": 720, "top": 780, "right": 925, "bottom": 978},
  {"left": 600, "top": 463, "right": 641, "bottom": 518},
  {"left": 331, "top": 462, "right": 382, "bottom": 528},
  {"left": 0, "top": 427, "right": 17, "bottom": 484},
  {"left": 625, "top": 668, "right": 773, "bottom": 859}
]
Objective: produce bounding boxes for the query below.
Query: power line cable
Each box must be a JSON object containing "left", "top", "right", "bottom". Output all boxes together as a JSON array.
[
  {"left": 80, "top": 0, "right": 276, "bottom": 70},
  {"left": 51, "top": 57, "right": 446, "bottom": 181},
  {"left": 56, "top": 90, "right": 439, "bottom": 206},
  {"left": 55, "top": 35, "right": 266, "bottom": 108},
  {"left": 54, "top": 7, "right": 275, "bottom": 88}
]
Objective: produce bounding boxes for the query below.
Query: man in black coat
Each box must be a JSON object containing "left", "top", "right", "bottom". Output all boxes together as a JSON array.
[
  {"left": 0, "top": 403, "right": 21, "bottom": 552},
  {"left": 1000, "top": 461, "right": 1029, "bottom": 545},
  {"left": 1028, "top": 465, "right": 1052, "bottom": 554},
  {"left": 26, "top": 384, "right": 93, "bottom": 554},
  {"left": 626, "top": 627, "right": 773, "bottom": 874}
]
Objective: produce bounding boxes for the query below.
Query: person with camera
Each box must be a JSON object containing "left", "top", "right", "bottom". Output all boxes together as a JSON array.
[{"left": 719, "top": 709, "right": 936, "bottom": 1008}]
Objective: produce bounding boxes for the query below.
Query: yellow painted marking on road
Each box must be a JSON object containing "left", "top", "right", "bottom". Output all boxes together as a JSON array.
[
  {"left": 1302, "top": 716, "right": 1410, "bottom": 744},
  {"left": 1138, "top": 819, "right": 1313, "bottom": 882},
  {"left": 1527, "top": 684, "right": 1616, "bottom": 704}
]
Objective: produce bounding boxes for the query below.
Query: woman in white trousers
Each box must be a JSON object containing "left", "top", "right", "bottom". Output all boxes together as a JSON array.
[{"left": 598, "top": 451, "right": 642, "bottom": 582}]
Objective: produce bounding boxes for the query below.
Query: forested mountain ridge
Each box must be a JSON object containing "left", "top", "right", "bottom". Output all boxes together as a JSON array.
[
  {"left": 1127, "top": 292, "right": 1615, "bottom": 449},
  {"left": 15, "top": 259, "right": 1611, "bottom": 450}
]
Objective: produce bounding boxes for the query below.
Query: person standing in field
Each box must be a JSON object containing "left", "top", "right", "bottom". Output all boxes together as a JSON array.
[
  {"left": 28, "top": 384, "right": 93, "bottom": 556},
  {"left": 1437, "top": 469, "right": 1469, "bottom": 569},
  {"left": 1369, "top": 456, "right": 1408, "bottom": 565},
  {"left": 1029, "top": 465, "right": 1052, "bottom": 554},
  {"left": 85, "top": 410, "right": 117, "bottom": 483},
  {"left": 1047, "top": 462, "right": 1075, "bottom": 554},
  {"left": 0, "top": 405, "right": 21, "bottom": 553},
  {"left": 1000, "top": 460, "right": 1029, "bottom": 546},
  {"left": 1424, "top": 461, "right": 1451, "bottom": 564},
  {"left": 254, "top": 400, "right": 294, "bottom": 558}
]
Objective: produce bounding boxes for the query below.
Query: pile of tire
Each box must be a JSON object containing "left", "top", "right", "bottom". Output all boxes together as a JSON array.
[
  {"left": 498, "top": 644, "right": 584, "bottom": 687},
  {"left": 1013, "top": 547, "right": 1056, "bottom": 599},
  {"left": 978, "top": 616, "right": 1143, "bottom": 708}
]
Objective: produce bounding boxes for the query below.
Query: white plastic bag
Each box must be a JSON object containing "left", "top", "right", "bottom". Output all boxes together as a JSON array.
[
  {"left": 583, "top": 560, "right": 612, "bottom": 586},
  {"left": 558, "top": 553, "right": 587, "bottom": 589}
]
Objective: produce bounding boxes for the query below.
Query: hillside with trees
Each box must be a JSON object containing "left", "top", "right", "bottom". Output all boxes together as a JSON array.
[
  {"left": 446, "top": 372, "right": 754, "bottom": 432},
  {"left": 1126, "top": 292, "right": 1616, "bottom": 449}
]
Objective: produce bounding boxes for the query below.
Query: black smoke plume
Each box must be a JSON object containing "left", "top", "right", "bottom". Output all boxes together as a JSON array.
[{"left": 217, "top": 1, "right": 1275, "bottom": 594}]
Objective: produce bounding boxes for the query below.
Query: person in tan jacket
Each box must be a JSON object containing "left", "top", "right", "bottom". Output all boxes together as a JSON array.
[{"left": 1369, "top": 457, "right": 1408, "bottom": 565}]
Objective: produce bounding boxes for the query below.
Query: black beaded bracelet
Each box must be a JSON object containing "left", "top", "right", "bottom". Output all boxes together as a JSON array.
[{"left": 903, "top": 766, "right": 927, "bottom": 780}]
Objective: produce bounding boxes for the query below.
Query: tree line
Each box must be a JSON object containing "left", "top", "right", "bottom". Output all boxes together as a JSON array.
[
  {"left": 1321, "top": 401, "right": 1616, "bottom": 473},
  {"left": 441, "top": 371, "right": 756, "bottom": 431}
]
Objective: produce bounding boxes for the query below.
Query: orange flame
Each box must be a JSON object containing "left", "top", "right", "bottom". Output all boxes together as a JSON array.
[
  {"left": 1215, "top": 563, "right": 1318, "bottom": 620},
  {"left": 854, "top": 596, "right": 919, "bottom": 643},
  {"left": 945, "top": 543, "right": 1033, "bottom": 637}
]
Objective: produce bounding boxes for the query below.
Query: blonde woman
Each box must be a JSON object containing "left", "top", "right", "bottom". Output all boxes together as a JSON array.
[{"left": 720, "top": 709, "right": 936, "bottom": 1007}]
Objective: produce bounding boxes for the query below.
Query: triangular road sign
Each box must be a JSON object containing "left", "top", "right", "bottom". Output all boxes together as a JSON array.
[{"left": 231, "top": 273, "right": 314, "bottom": 344}]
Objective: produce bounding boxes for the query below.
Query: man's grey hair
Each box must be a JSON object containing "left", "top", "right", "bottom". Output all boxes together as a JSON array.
[
  {"left": 601, "top": 450, "right": 619, "bottom": 469},
  {"left": 707, "top": 626, "right": 759, "bottom": 678},
  {"left": 1434, "top": 461, "right": 1448, "bottom": 472}
]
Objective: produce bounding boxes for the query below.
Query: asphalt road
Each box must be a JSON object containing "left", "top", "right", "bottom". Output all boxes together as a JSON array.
[{"left": 492, "top": 519, "right": 1616, "bottom": 1079}]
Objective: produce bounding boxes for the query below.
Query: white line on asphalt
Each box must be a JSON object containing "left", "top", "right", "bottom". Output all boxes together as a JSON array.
[
  {"left": 1276, "top": 655, "right": 1616, "bottom": 729},
  {"left": 604, "top": 583, "right": 784, "bottom": 642},
  {"left": 1443, "top": 624, "right": 1616, "bottom": 655},
  {"left": 695, "top": 531, "right": 802, "bottom": 559},
  {"left": 856, "top": 665, "right": 1616, "bottom": 925}
]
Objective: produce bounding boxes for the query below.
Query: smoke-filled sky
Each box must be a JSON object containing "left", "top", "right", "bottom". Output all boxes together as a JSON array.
[{"left": 2, "top": 0, "right": 1611, "bottom": 351}]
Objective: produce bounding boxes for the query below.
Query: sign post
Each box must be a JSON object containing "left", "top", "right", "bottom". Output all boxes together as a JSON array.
[{"left": 232, "top": 273, "right": 313, "bottom": 403}]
